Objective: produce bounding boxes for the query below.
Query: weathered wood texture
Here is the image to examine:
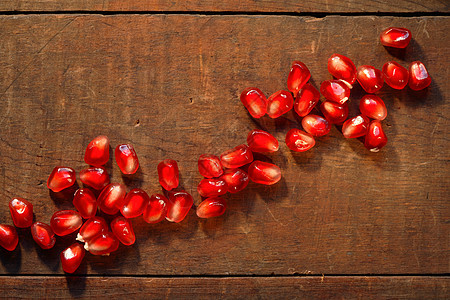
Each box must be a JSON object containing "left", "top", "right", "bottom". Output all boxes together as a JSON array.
[
  {"left": 0, "top": 0, "right": 449, "bottom": 13},
  {"left": 0, "top": 15, "right": 449, "bottom": 276}
]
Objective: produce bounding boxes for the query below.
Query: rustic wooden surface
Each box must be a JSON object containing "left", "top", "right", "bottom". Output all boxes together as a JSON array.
[{"left": 0, "top": 3, "right": 449, "bottom": 299}]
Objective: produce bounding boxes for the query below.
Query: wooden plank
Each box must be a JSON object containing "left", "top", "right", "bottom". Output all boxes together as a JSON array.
[
  {"left": 0, "top": 276, "right": 448, "bottom": 299},
  {"left": 0, "top": 15, "right": 449, "bottom": 275},
  {"left": 0, "top": 0, "right": 449, "bottom": 13}
]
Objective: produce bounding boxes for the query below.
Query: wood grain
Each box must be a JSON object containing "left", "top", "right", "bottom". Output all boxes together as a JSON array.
[{"left": 0, "top": 15, "right": 449, "bottom": 276}]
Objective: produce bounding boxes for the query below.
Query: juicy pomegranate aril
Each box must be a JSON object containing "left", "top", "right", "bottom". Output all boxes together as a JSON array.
[
  {"left": 320, "top": 101, "right": 349, "bottom": 125},
  {"left": 115, "top": 144, "right": 139, "bottom": 175},
  {"left": 121, "top": 188, "right": 149, "bottom": 218},
  {"left": 165, "top": 190, "right": 193, "bottom": 223},
  {"left": 240, "top": 87, "right": 268, "bottom": 118},
  {"left": 267, "top": 90, "right": 294, "bottom": 118},
  {"left": 382, "top": 61, "right": 409, "bottom": 90},
  {"left": 111, "top": 216, "right": 135, "bottom": 246},
  {"left": 285, "top": 128, "right": 315, "bottom": 152},
  {"left": 80, "top": 167, "right": 110, "bottom": 190},
  {"left": 9, "top": 197, "right": 33, "bottom": 228},
  {"left": 158, "top": 159, "right": 179, "bottom": 191},
  {"left": 342, "top": 115, "right": 370, "bottom": 138},
  {"left": 197, "top": 178, "right": 228, "bottom": 198},
  {"left": 247, "top": 129, "right": 279, "bottom": 153},
  {"left": 198, "top": 154, "right": 223, "bottom": 178},
  {"left": 302, "top": 114, "right": 331, "bottom": 137},
  {"left": 143, "top": 194, "right": 168, "bottom": 224},
  {"left": 287, "top": 61, "right": 311, "bottom": 97},
  {"left": 408, "top": 61, "right": 431, "bottom": 91},
  {"left": 357, "top": 65, "right": 384, "bottom": 94},
  {"left": 320, "top": 80, "right": 350, "bottom": 104},
  {"left": 61, "top": 243, "right": 85, "bottom": 273},
  {"left": 220, "top": 144, "right": 253, "bottom": 169},
  {"left": 85, "top": 232, "right": 119, "bottom": 256},
  {"left": 248, "top": 161, "right": 281, "bottom": 185},
  {"left": 31, "top": 222, "right": 56, "bottom": 250},
  {"left": 380, "top": 27, "right": 412, "bottom": 48},
  {"left": 77, "top": 216, "right": 108, "bottom": 243},
  {"left": 73, "top": 188, "right": 98, "bottom": 219},
  {"left": 327, "top": 53, "right": 357, "bottom": 85},
  {"left": 47, "top": 166, "right": 76, "bottom": 192},
  {"left": 294, "top": 83, "right": 320, "bottom": 117},
  {"left": 197, "top": 197, "right": 227, "bottom": 219},
  {"left": 84, "top": 135, "right": 110, "bottom": 167},
  {"left": 365, "top": 120, "right": 388, "bottom": 152},
  {"left": 220, "top": 168, "right": 249, "bottom": 193},
  {"left": 97, "top": 183, "right": 127, "bottom": 215},
  {"left": 50, "top": 210, "right": 82, "bottom": 236},
  {"left": 0, "top": 224, "right": 19, "bottom": 251},
  {"left": 359, "top": 95, "right": 387, "bottom": 120}
]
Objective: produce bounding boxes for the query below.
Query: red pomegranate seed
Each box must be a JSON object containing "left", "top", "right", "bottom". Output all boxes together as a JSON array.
[
  {"left": 115, "top": 144, "right": 139, "bottom": 175},
  {"left": 287, "top": 61, "right": 311, "bottom": 97},
  {"left": 121, "top": 188, "right": 149, "bottom": 218},
  {"left": 220, "top": 168, "right": 249, "bottom": 193},
  {"left": 327, "top": 53, "right": 357, "bottom": 85},
  {"left": 380, "top": 27, "right": 411, "bottom": 48},
  {"left": 80, "top": 167, "right": 110, "bottom": 190},
  {"left": 302, "top": 114, "right": 331, "bottom": 137},
  {"left": 0, "top": 224, "right": 19, "bottom": 251},
  {"left": 165, "top": 190, "right": 193, "bottom": 223},
  {"left": 61, "top": 243, "right": 85, "bottom": 273},
  {"left": 285, "top": 128, "right": 315, "bottom": 152},
  {"left": 9, "top": 197, "right": 33, "bottom": 228},
  {"left": 294, "top": 83, "right": 320, "bottom": 117},
  {"left": 359, "top": 95, "right": 387, "bottom": 120},
  {"left": 357, "top": 65, "right": 384, "bottom": 94},
  {"left": 240, "top": 87, "right": 268, "bottom": 118},
  {"left": 197, "top": 178, "right": 228, "bottom": 198},
  {"left": 73, "top": 188, "right": 97, "bottom": 219},
  {"left": 143, "top": 194, "right": 168, "bottom": 224},
  {"left": 84, "top": 135, "right": 110, "bottom": 167},
  {"left": 198, "top": 154, "right": 223, "bottom": 178},
  {"left": 157, "top": 159, "right": 179, "bottom": 191},
  {"left": 31, "top": 222, "right": 56, "bottom": 249},
  {"left": 196, "top": 197, "right": 227, "bottom": 219},
  {"left": 320, "top": 101, "right": 349, "bottom": 125},
  {"left": 320, "top": 80, "right": 350, "bottom": 104},
  {"left": 50, "top": 210, "right": 82, "bottom": 236},
  {"left": 111, "top": 216, "right": 135, "bottom": 246},
  {"left": 408, "top": 61, "right": 431, "bottom": 91},
  {"left": 220, "top": 144, "right": 253, "bottom": 169},
  {"left": 266, "top": 90, "right": 294, "bottom": 118},
  {"left": 247, "top": 129, "right": 279, "bottom": 153},
  {"left": 382, "top": 61, "right": 409, "bottom": 90},
  {"left": 47, "top": 166, "right": 76, "bottom": 192},
  {"left": 365, "top": 120, "right": 388, "bottom": 152},
  {"left": 85, "top": 231, "right": 119, "bottom": 256},
  {"left": 76, "top": 216, "right": 108, "bottom": 243},
  {"left": 342, "top": 115, "right": 370, "bottom": 138},
  {"left": 97, "top": 183, "right": 127, "bottom": 215},
  {"left": 248, "top": 161, "right": 281, "bottom": 185}
]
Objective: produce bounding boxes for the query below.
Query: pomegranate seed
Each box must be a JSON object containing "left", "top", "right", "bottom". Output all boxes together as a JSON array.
[
  {"left": 380, "top": 27, "right": 411, "bottom": 48},
  {"left": 220, "top": 168, "right": 249, "bottom": 193},
  {"left": 357, "top": 65, "right": 384, "bottom": 94},
  {"left": 294, "top": 83, "right": 320, "bottom": 117},
  {"left": 80, "top": 167, "right": 110, "bottom": 190},
  {"left": 31, "top": 222, "right": 56, "bottom": 249},
  {"left": 320, "top": 80, "right": 350, "bottom": 104},
  {"left": 327, "top": 53, "right": 357, "bottom": 85},
  {"left": 247, "top": 129, "right": 279, "bottom": 153},
  {"left": 61, "top": 243, "right": 85, "bottom": 273},
  {"left": 73, "top": 188, "right": 98, "bottom": 219},
  {"left": 365, "top": 120, "right": 388, "bottom": 152},
  {"left": 248, "top": 161, "right": 281, "bottom": 185},
  {"left": 97, "top": 183, "right": 127, "bottom": 215},
  {"left": 50, "top": 210, "right": 82, "bottom": 236},
  {"left": 143, "top": 194, "right": 168, "bottom": 224},
  {"left": 47, "top": 166, "right": 76, "bottom": 192},
  {"left": 240, "top": 87, "right": 268, "bottom": 118},
  {"left": 359, "top": 95, "right": 387, "bottom": 120},
  {"left": 197, "top": 178, "right": 228, "bottom": 198},
  {"left": 320, "top": 101, "right": 349, "bottom": 125},
  {"left": 76, "top": 216, "right": 108, "bottom": 243},
  {"left": 84, "top": 135, "right": 110, "bottom": 167},
  {"left": 382, "top": 61, "right": 409, "bottom": 90},
  {"left": 165, "top": 190, "right": 193, "bottom": 223},
  {"left": 285, "top": 128, "right": 315, "bottom": 152},
  {"left": 196, "top": 197, "right": 227, "bottom": 219},
  {"left": 267, "top": 90, "right": 294, "bottom": 118},
  {"left": 198, "top": 154, "right": 223, "bottom": 178},
  {"left": 408, "top": 61, "right": 431, "bottom": 91},
  {"left": 85, "top": 231, "right": 119, "bottom": 256},
  {"left": 121, "top": 188, "right": 149, "bottom": 218},
  {"left": 342, "top": 115, "right": 370, "bottom": 138},
  {"left": 157, "top": 159, "right": 179, "bottom": 191},
  {"left": 115, "top": 144, "right": 139, "bottom": 175},
  {"left": 220, "top": 144, "right": 253, "bottom": 169},
  {"left": 0, "top": 224, "right": 19, "bottom": 251},
  {"left": 9, "top": 197, "right": 33, "bottom": 228},
  {"left": 287, "top": 61, "right": 311, "bottom": 97},
  {"left": 302, "top": 114, "right": 331, "bottom": 137},
  {"left": 111, "top": 216, "right": 135, "bottom": 246}
]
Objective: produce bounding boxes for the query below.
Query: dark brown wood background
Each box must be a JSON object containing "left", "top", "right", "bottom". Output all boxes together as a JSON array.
[{"left": 0, "top": 1, "right": 449, "bottom": 298}]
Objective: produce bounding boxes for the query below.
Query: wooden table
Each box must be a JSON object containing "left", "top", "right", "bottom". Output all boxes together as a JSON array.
[{"left": 0, "top": 1, "right": 449, "bottom": 298}]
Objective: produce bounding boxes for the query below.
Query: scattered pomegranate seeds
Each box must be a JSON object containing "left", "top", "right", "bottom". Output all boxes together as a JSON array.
[
  {"left": 320, "top": 101, "right": 349, "bottom": 125},
  {"left": 220, "top": 144, "right": 253, "bottom": 169},
  {"left": 294, "top": 83, "right": 320, "bottom": 117},
  {"left": 327, "top": 53, "right": 357, "bottom": 86},
  {"left": 50, "top": 210, "right": 83, "bottom": 236},
  {"left": 158, "top": 159, "right": 180, "bottom": 191},
  {"left": 302, "top": 115, "right": 331, "bottom": 137},
  {"left": 73, "top": 188, "right": 98, "bottom": 219},
  {"left": 61, "top": 243, "right": 85, "bottom": 273},
  {"left": 85, "top": 231, "right": 119, "bottom": 256},
  {"left": 197, "top": 178, "right": 228, "bottom": 198},
  {"left": 9, "top": 197, "right": 33, "bottom": 228},
  {"left": 342, "top": 115, "right": 370, "bottom": 138},
  {"left": 0, "top": 224, "right": 19, "bottom": 251},
  {"left": 121, "top": 188, "right": 149, "bottom": 218},
  {"left": 84, "top": 135, "right": 110, "bottom": 166},
  {"left": 408, "top": 61, "right": 432, "bottom": 91},
  {"left": 380, "top": 27, "right": 412, "bottom": 48},
  {"left": 320, "top": 80, "right": 350, "bottom": 104},
  {"left": 356, "top": 65, "right": 384, "bottom": 94},
  {"left": 359, "top": 95, "right": 387, "bottom": 120},
  {"left": 382, "top": 61, "right": 409, "bottom": 90},
  {"left": 198, "top": 154, "right": 223, "bottom": 178},
  {"left": 143, "top": 194, "right": 168, "bottom": 224},
  {"left": 196, "top": 197, "right": 227, "bottom": 219},
  {"left": 47, "top": 166, "right": 76, "bottom": 192},
  {"left": 267, "top": 90, "right": 294, "bottom": 119},
  {"left": 31, "top": 222, "right": 56, "bottom": 249},
  {"left": 165, "top": 190, "right": 194, "bottom": 223},
  {"left": 80, "top": 167, "right": 110, "bottom": 190},
  {"left": 364, "top": 120, "right": 388, "bottom": 152},
  {"left": 287, "top": 61, "right": 311, "bottom": 97},
  {"left": 240, "top": 87, "right": 268, "bottom": 118},
  {"left": 248, "top": 161, "right": 281, "bottom": 185},
  {"left": 76, "top": 216, "right": 108, "bottom": 243},
  {"left": 111, "top": 216, "right": 136, "bottom": 246},
  {"left": 97, "top": 182, "right": 127, "bottom": 215},
  {"left": 220, "top": 168, "right": 249, "bottom": 193},
  {"left": 285, "top": 128, "right": 315, "bottom": 152},
  {"left": 115, "top": 144, "right": 139, "bottom": 175},
  {"left": 247, "top": 129, "right": 279, "bottom": 153}
]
